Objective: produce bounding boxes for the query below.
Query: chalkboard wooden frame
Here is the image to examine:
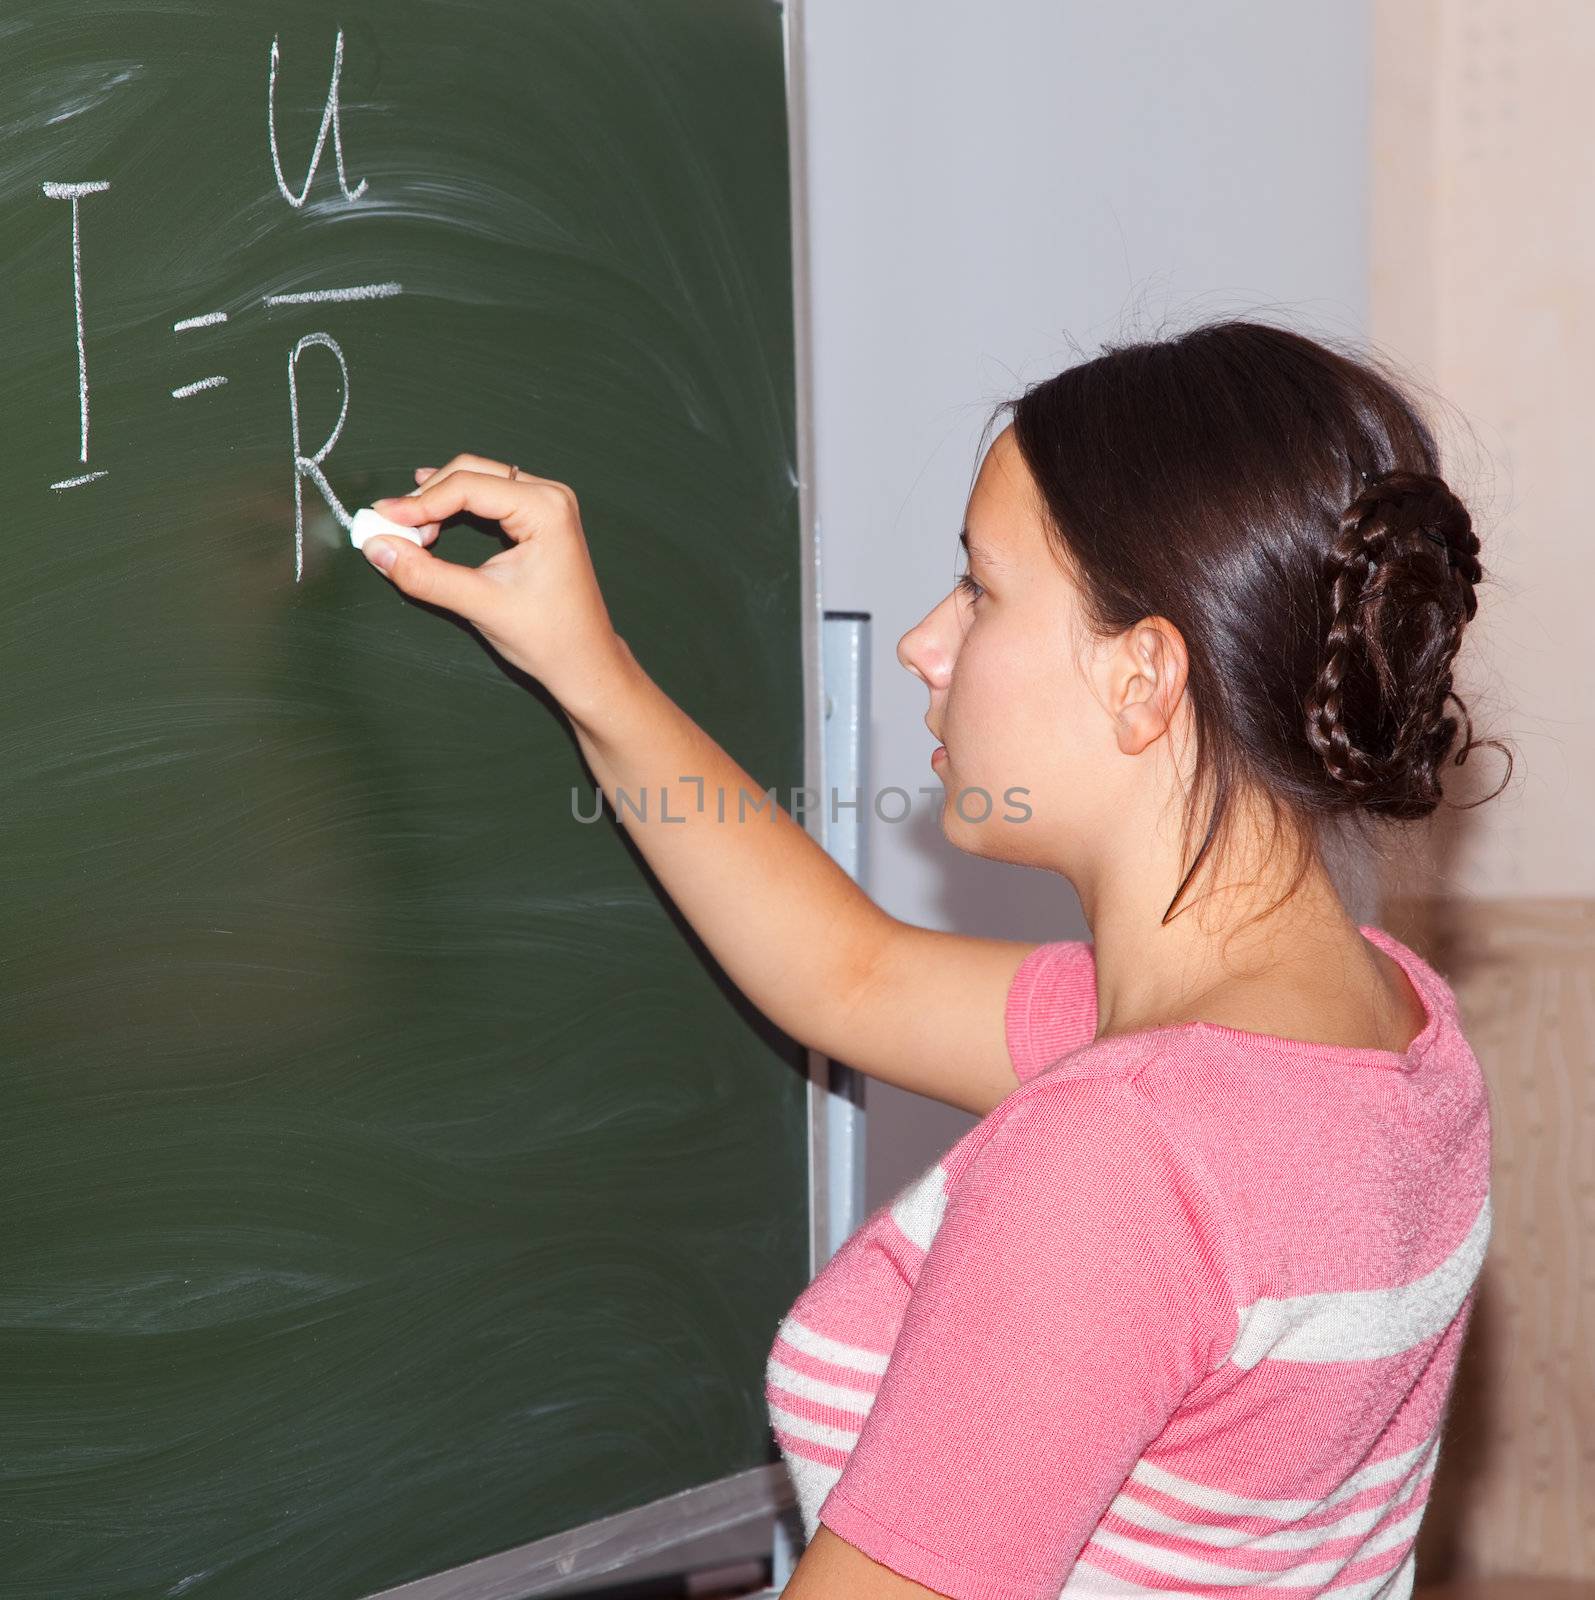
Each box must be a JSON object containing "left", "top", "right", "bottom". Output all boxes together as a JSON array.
[{"left": 367, "top": 1464, "right": 793, "bottom": 1599}]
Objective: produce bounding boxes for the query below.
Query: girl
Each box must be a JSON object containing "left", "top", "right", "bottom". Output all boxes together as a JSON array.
[{"left": 360, "top": 319, "right": 1510, "bottom": 1599}]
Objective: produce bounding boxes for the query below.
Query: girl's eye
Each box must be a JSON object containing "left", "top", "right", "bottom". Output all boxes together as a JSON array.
[{"left": 955, "top": 571, "right": 984, "bottom": 603}]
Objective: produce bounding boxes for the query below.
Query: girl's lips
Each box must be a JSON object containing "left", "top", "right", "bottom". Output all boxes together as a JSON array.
[{"left": 931, "top": 744, "right": 947, "bottom": 765}]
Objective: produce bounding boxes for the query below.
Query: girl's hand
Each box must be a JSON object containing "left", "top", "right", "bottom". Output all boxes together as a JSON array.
[{"left": 362, "top": 454, "right": 629, "bottom": 711}]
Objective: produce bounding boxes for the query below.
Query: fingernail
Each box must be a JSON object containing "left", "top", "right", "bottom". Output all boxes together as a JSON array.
[{"left": 365, "top": 538, "right": 398, "bottom": 571}]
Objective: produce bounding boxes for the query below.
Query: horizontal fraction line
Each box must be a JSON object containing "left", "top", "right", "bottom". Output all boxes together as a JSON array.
[
  {"left": 173, "top": 311, "right": 228, "bottom": 332},
  {"left": 262, "top": 281, "right": 402, "bottom": 306},
  {"left": 50, "top": 469, "right": 109, "bottom": 490}
]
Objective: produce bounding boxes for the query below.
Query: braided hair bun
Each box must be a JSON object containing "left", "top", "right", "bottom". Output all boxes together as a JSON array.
[{"left": 1304, "top": 468, "right": 1497, "bottom": 818}]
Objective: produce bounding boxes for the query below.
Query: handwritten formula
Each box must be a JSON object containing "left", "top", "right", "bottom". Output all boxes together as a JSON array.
[{"left": 43, "top": 27, "right": 390, "bottom": 582}]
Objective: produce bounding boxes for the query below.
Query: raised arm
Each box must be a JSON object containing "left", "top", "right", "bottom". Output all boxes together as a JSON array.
[
  {"left": 360, "top": 456, "right": 1090, "bottom": 1117},
  {"left": 571, "top": 636, "right": 1047, "bottom": 1116}
]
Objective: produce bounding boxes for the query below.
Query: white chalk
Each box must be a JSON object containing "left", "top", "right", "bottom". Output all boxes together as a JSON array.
[{"left": 350, "top": 505, "right": 423, "bottom": 552}]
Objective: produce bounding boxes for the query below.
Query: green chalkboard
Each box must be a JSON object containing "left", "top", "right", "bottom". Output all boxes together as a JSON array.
[{"left": 1, "top": 2, "right": 809, "bottom": 1595}]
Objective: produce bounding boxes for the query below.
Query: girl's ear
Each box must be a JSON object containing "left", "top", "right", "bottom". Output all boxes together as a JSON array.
[{"left": 1109, "top": 617, "right": 1189, "bottom": 755}]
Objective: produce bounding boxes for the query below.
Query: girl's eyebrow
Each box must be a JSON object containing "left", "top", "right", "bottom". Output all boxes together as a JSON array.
[{"left": 959, "top": 526, "right": 1001, "bottom": 567}]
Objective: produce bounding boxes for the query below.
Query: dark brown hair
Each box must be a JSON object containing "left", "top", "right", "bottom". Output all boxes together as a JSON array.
[{"left": 989, "top": 317, "right": 1513, "bottom": 926}]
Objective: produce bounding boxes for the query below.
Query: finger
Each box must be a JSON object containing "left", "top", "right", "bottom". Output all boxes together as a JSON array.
[
  {"left": 362, "top": 534, "right": 491, "bottom": 618},
  {"left": 410, "top": 471, "right": 442, "bottom": 540},
  {"left": 388, "top": 475, "right": 441, "bottom": 541},
  {"left": 415, "top": 452, "right": 517, "bottom": 485},
  {"left": 373, "top": 470, "right": 576, "bottom": 546},
  {"left": 394, "top": 457, "right": 517, "bottom": 533},
  {"left": 413, "top": 455, "right": 566, "bottom": 494}
]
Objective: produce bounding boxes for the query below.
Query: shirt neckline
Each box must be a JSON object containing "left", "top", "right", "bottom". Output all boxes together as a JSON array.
[{"left": 1098, "top": 924, "right": 1442, "bottom": 1072}]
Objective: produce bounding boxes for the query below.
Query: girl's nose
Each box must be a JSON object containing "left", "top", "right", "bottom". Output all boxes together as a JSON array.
[{"left": 897, "top": 591, "right": 959, "bottom": 688}]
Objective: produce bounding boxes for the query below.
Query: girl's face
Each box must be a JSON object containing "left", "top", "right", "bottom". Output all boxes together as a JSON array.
[{"left": 897, "top": 425, "right": 1177, "bottom": 876}]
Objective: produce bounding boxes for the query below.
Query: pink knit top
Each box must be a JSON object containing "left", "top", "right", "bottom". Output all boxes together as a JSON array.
[{"left": 764, "top": 925, "right": 1492, "bottom": 1599}]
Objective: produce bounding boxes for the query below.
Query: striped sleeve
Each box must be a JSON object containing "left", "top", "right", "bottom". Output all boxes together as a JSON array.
[
  {"left": 816, "top": 1076, "right": 1242, "bottom": 1600},
  {"left": 1003, "top": 939, "right": 1097, "bottom": 1082}
]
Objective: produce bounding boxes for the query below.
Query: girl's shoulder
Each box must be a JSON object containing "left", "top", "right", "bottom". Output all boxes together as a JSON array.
[{"left": 1006, "top": 922, "right": 1473, "bottom": 1090}]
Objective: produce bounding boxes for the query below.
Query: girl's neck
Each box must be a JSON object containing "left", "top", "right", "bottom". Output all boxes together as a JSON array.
[{"left": 1084, "top": 850, "right": 1369, "bottom": 1042}]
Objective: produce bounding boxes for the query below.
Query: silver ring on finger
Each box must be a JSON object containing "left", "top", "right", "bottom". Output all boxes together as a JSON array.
[{"left": 509, "top": 463, "right": 521, "bottom": 481}]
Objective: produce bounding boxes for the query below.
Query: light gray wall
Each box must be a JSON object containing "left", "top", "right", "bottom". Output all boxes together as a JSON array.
[{"left": 798, "top": 0, "right": 1374, "bottom": 1213}]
